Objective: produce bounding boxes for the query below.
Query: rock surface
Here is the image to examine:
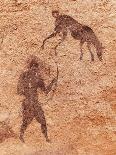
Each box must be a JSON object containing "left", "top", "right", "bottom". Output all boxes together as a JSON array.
[{"left": 0, "top": 0, "right": 116, "bottom": 155}]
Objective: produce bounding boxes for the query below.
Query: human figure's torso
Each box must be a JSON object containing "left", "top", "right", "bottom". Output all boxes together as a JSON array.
[{"left": 21, "top": 70, "right": 41, "bottom": 100}]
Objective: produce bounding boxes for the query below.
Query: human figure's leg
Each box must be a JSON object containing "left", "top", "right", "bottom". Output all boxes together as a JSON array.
[
  {"left": 34, "top": 104, "right": 49, "bottom": 142},
  {"left": 20, "top": 116, "right": 33, "bottom": 143},
  {"left": 20, "top": 100, "right": 34, "bottom": 143}
]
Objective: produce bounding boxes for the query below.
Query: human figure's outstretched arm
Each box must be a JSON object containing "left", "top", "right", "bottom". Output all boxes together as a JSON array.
[{"left": 38, "top": 78, "right": 57, "bottom": 94}]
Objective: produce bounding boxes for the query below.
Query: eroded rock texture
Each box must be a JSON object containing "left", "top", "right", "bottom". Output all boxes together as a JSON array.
[{"left": 0, "top": 0, "right": 116, "bottom": 155}]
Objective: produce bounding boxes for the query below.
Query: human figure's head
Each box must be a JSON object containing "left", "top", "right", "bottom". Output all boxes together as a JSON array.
[
  {"left": 27, "top": 55, "right": 39, "bottom": 69},
  {"left": 29, "top": 59, "right": 39, "bottom": 69},
  {"left": 28, "top": 57, "right": 40, "bottom": 73},
  {"left": 52, "top": 10, "right": 59, "bottom": 18}
]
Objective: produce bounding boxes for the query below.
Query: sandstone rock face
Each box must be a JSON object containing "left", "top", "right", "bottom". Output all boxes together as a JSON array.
[{"left": 0, "top": 0, "right": 116, "bottom": 155}]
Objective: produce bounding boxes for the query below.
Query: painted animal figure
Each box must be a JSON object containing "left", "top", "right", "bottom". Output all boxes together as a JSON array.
[{"left": 41, "top": 10, "right": 103, "bottom": 61}]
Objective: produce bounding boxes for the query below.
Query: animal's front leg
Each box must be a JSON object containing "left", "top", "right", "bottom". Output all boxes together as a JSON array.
[
  {"left": 87, "top": 43, "right": 94, "bottom": 61},
  {"left": 54, "top": 31, "right": 67, "bottom": 55},
  {"left": 80, "top": 40, "right": 84, "bottom": 60}
]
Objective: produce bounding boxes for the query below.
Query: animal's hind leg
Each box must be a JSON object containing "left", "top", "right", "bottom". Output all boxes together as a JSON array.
[
  {"left": 80, "top": 40, "right": 84, "bottom": 60},
  {"left": 87, "top": 43, "right": 94, "bottom": 61}
]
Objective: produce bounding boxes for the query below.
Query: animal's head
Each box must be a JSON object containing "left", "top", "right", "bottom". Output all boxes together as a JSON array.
[
  {"left": 97, "top": 43, "right": 104, "bottom": 61},
  {"left": 97, "top": 43, "right": 105, "bottom": 61},
  {"left": 52, "top": 10, "right": 59, "bottom": 18},
  {"left": 97, "top": 52, "right": 102, "bottom": 61}
]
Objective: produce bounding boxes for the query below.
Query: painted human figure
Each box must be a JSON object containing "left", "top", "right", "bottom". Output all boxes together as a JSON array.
[
  {"left": 17, "top": 58, "right": 57, "bottom": 142},
  {"left": 41, "top": 10, "right": 103, "bottom": 61}
]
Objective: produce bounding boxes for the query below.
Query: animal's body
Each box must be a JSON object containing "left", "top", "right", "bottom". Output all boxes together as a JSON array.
[{"left": 41, "top": 11, "right": 103, "bottom": 61}]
